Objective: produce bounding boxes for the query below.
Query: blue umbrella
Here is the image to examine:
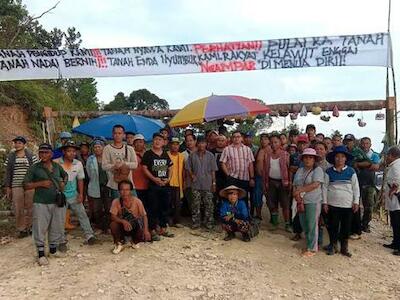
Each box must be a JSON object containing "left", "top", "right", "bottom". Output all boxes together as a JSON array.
[{"left": 72, "top": 114, "right": 164, "bottom": 142}]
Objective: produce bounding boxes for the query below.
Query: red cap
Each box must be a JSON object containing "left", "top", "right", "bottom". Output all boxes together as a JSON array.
[{"left": 297, "top": 134, "right": 309, "bottom": 143}]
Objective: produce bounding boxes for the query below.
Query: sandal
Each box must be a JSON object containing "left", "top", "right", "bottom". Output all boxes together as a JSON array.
[{"left": 302, "top": 250, "right": 316, "bottom": 257}]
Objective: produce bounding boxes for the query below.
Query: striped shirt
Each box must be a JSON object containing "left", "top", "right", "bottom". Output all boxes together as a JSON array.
[
  {"left": 220, "top": 144, "right": 255, "bottom": 181},
  {"left": 5, "top": 155, "right": 39, "bottom": 187}
]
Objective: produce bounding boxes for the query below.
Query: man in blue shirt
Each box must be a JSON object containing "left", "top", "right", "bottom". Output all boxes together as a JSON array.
[{"left": 356, "top": 137, "right": 380, "bottom": 233}]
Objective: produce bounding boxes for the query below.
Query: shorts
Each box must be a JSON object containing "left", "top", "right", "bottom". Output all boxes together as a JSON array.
[{"left": 266, "top": 178, "right": 289, "bottom": 211}]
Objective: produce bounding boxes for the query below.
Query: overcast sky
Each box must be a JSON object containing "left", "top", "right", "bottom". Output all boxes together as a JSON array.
[{"left": 23, "top": 0, "right": 400, "bottom": 151}]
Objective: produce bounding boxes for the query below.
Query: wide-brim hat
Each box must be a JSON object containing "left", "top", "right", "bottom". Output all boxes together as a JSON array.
[
  {"left": 299, "top": 147, "right": 322, "bottom": 162},
  {"left": 327, "top": 145, "right": 354, "bottom": 164},
  {"left": 219, "top": 185, "right": 247, "bottom": 199}
]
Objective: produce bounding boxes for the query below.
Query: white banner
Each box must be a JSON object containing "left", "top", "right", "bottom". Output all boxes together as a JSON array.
[{"left": 0, "top": 32, "right": 391, "bottom": 81}]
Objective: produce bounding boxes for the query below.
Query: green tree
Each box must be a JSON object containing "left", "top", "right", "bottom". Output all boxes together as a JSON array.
[{"left": 104, "top": 89, "right": 169, "bottom": 111}]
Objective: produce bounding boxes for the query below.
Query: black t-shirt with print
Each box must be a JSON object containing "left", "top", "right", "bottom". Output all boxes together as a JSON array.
[{"left": 142, "top": 149, "right": 173, "bottom": 186}]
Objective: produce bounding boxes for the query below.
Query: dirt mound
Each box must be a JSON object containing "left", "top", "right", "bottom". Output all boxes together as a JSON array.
[{"left": 0, "top": 105, "right": 37, "bottom": 147}]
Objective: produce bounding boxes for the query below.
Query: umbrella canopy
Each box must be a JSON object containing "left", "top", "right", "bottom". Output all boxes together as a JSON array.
[
  {"left": 169, "top": 95, "right": 270, "bottom": 127},
  {"left": 72, "top": 114, "right": 164, "bottom": 142}
]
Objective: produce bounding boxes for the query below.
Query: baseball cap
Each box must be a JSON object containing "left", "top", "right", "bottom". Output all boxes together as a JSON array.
[
  {"left": 133, "top": 134, "right": 145, "bottom": 142},
  {"left": 61, "top": 140, "right": 80, "bottom": 150},
  {"left": 297, "top": 134, "right": 309, "bottom": 143},
  {"left": 153, "top": 132, "right": 164, "bottom": 139},
  {"left": 92, "top": 139, "right": 105, "bottom": 146},
  {"left": 12, "top": 136, "right": 27, "bottom": 144},
  {"left": 59, "top": 132, "right": 72, "bottom": 139},
  {"left": 343, "top": 134, "right": 356, "bottom": 141},
  {"left": 38, "top": 143, "right": 53, "bottom": 152},
  {"left": 170, "top": 137, "right": 180, "bottom": 144}
]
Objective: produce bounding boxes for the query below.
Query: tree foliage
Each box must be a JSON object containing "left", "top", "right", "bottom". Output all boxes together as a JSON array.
[
  {"left": 104, "top": 89, "right": 169, "bottom": 111},
  {"left": 0, "top": 0, "right": 99, "bottom": 115}
]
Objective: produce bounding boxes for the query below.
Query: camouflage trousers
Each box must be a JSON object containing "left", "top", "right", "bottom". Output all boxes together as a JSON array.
[
  {"left": 192, "top": 189, "right": 214, "bottom": 227},
  {"left": 361, "top": 186, "right": 377, "bottom": 228}
]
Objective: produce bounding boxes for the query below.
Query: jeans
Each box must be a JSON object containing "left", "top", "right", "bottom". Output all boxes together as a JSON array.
[{"left": 66, "top": 197, "right": 94, "bottom": 240}]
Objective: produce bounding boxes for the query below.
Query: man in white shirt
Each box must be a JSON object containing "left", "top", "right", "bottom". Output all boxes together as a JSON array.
[{"left": 383, "top": 146, "right": 400, "bottom": 256}]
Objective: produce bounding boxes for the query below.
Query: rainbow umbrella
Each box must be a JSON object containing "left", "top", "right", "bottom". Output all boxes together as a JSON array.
[{"left": 169, "top": 95, "right": 270, "bottom": 127}]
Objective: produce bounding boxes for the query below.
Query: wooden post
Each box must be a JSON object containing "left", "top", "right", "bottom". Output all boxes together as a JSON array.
[{"left": 386, "top": 96, "right": 396, "bottom": 146}]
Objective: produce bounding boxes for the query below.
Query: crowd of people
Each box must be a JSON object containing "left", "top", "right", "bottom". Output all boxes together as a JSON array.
[{"left": 3, "top": 123, "right": 400, "bottom": 266}]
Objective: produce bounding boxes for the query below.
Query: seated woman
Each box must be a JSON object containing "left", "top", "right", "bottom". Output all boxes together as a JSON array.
[
  {"left": 219, "top": 185, "right": 251, "bottom": 242},
  {"left": 109, "top": 180, "right": 151, "bottom": 254}
]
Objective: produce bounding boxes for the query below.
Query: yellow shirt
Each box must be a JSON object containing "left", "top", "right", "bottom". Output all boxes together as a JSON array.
[{"left": 168, "top": 151, "right": 184, "bottom": 198}]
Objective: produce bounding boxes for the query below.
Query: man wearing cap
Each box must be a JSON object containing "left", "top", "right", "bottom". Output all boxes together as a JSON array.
[
  {"left": 220, "top": 130, "right": 255, "bottom": 204},
  {"left": 132, "top": 134, "right": 149, "bottom": 212},
  {"left": 87, "top": 139, "right": 111, "bottom": 233},
  {"left": 343, "top": 133, "right": 369, "bottom": 240},
  {"left": 24, "top": 143, "right": 68, "bottom": 266},
  {"left": 207, "top": 130, "right": 219, "bottom": 151},
  {"left": 53, "top": 132, "right": 72, "bottom": 160},
  {"left": 4, "top": 136, "right": 38, "bottom": 238},
  {"left": 142, "top": 133, "right": 174, "bottom": 240},
  {"left": 168, "top": 137, "right": 185, "bottom": 227},
  {"left": 55, "top": 141, "right": 97, "bottom": 246},
  {"left": 102, "top": 125, "right": 138, "bottom": 199},
  {"left": 186, "top": 135, "right": 218, "bottom": 230}
]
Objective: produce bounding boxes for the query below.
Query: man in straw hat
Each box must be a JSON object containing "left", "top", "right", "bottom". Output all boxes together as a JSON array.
[{"left": 219, "top": 185, "right": 251, "bottom": 242}]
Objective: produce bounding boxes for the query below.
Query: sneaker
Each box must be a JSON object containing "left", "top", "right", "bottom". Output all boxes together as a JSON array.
[
  {"left": 49, "top": 251, "right": 66, "bottom": 259},
  {"left": 285, "top": 223, "right": 293, "bottom": 233},
  {"left": 392, "top": 250, "right": 400, "bottom": 256},
  {"left": 161, "top": 231, "right": 175, "bottom": 238},
  {"left": 349, "top": 234, "right": 361, "bottom": 240},
  {"left": 223, "top": 232, "right": 235, "bottom": 241},
  {"left": 151, "top": 234, "right": 161, "bottom": 242},
  {"left": 383, "top": 243, "right": 397, "bottom": 249},
  {"left": 58, "top": 243, "right": 68, "bottom": 253},
  {"left": 172, "top": 223, "right": 184, "bottom": 228},
  {"left": 291, "top": 233, "right": 302, "bottom": 241},
  {"left": 38, "top": 256, "right": 49, "bottom": 266},
  {"left": 361, "top": 226, "right": 371, "bottom": 233},
  {"left": 191, "top": 224, "right": 201, "bottom": 230},
  {"left": 112, "top": 243, "right": 124, "bottom": 254},
  {"left": 17, "top": 231, "right": 29, "bottom": 239},
  {"left": 87, "top": 236, "right": 98, "bottom": 245},
  {"left": 242, "top": 233, "right": 251, "bottom": 242}
]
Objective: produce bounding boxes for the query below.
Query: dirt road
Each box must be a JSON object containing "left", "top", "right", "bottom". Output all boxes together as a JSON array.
[{"left": 0, "top": 220, "right": 399, "bottom": 300}]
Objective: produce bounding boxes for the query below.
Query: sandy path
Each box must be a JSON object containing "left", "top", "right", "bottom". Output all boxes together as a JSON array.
[{"left": 0, "top": 220, "right": 399, "bottom": 300}]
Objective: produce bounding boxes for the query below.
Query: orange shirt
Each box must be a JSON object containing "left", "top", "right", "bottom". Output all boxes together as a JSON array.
[{"left": 132, "top": 153, "right": 149, "bottom": 190}]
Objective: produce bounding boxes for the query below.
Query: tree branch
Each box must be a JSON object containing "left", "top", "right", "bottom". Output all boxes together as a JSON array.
[{"left": 7, "top": 1, "right": 61, "bottom": 48}]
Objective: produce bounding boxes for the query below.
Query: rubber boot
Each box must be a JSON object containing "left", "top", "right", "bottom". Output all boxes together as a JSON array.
[
  {"left": 340, "top": 239, "right": 352, "bottom": 257},
  {"left": 65, "top": 209, "right": 76, "bottom": 230},
  {"left": 271, "top": 213, "right": 279, "bottom": 230}
]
